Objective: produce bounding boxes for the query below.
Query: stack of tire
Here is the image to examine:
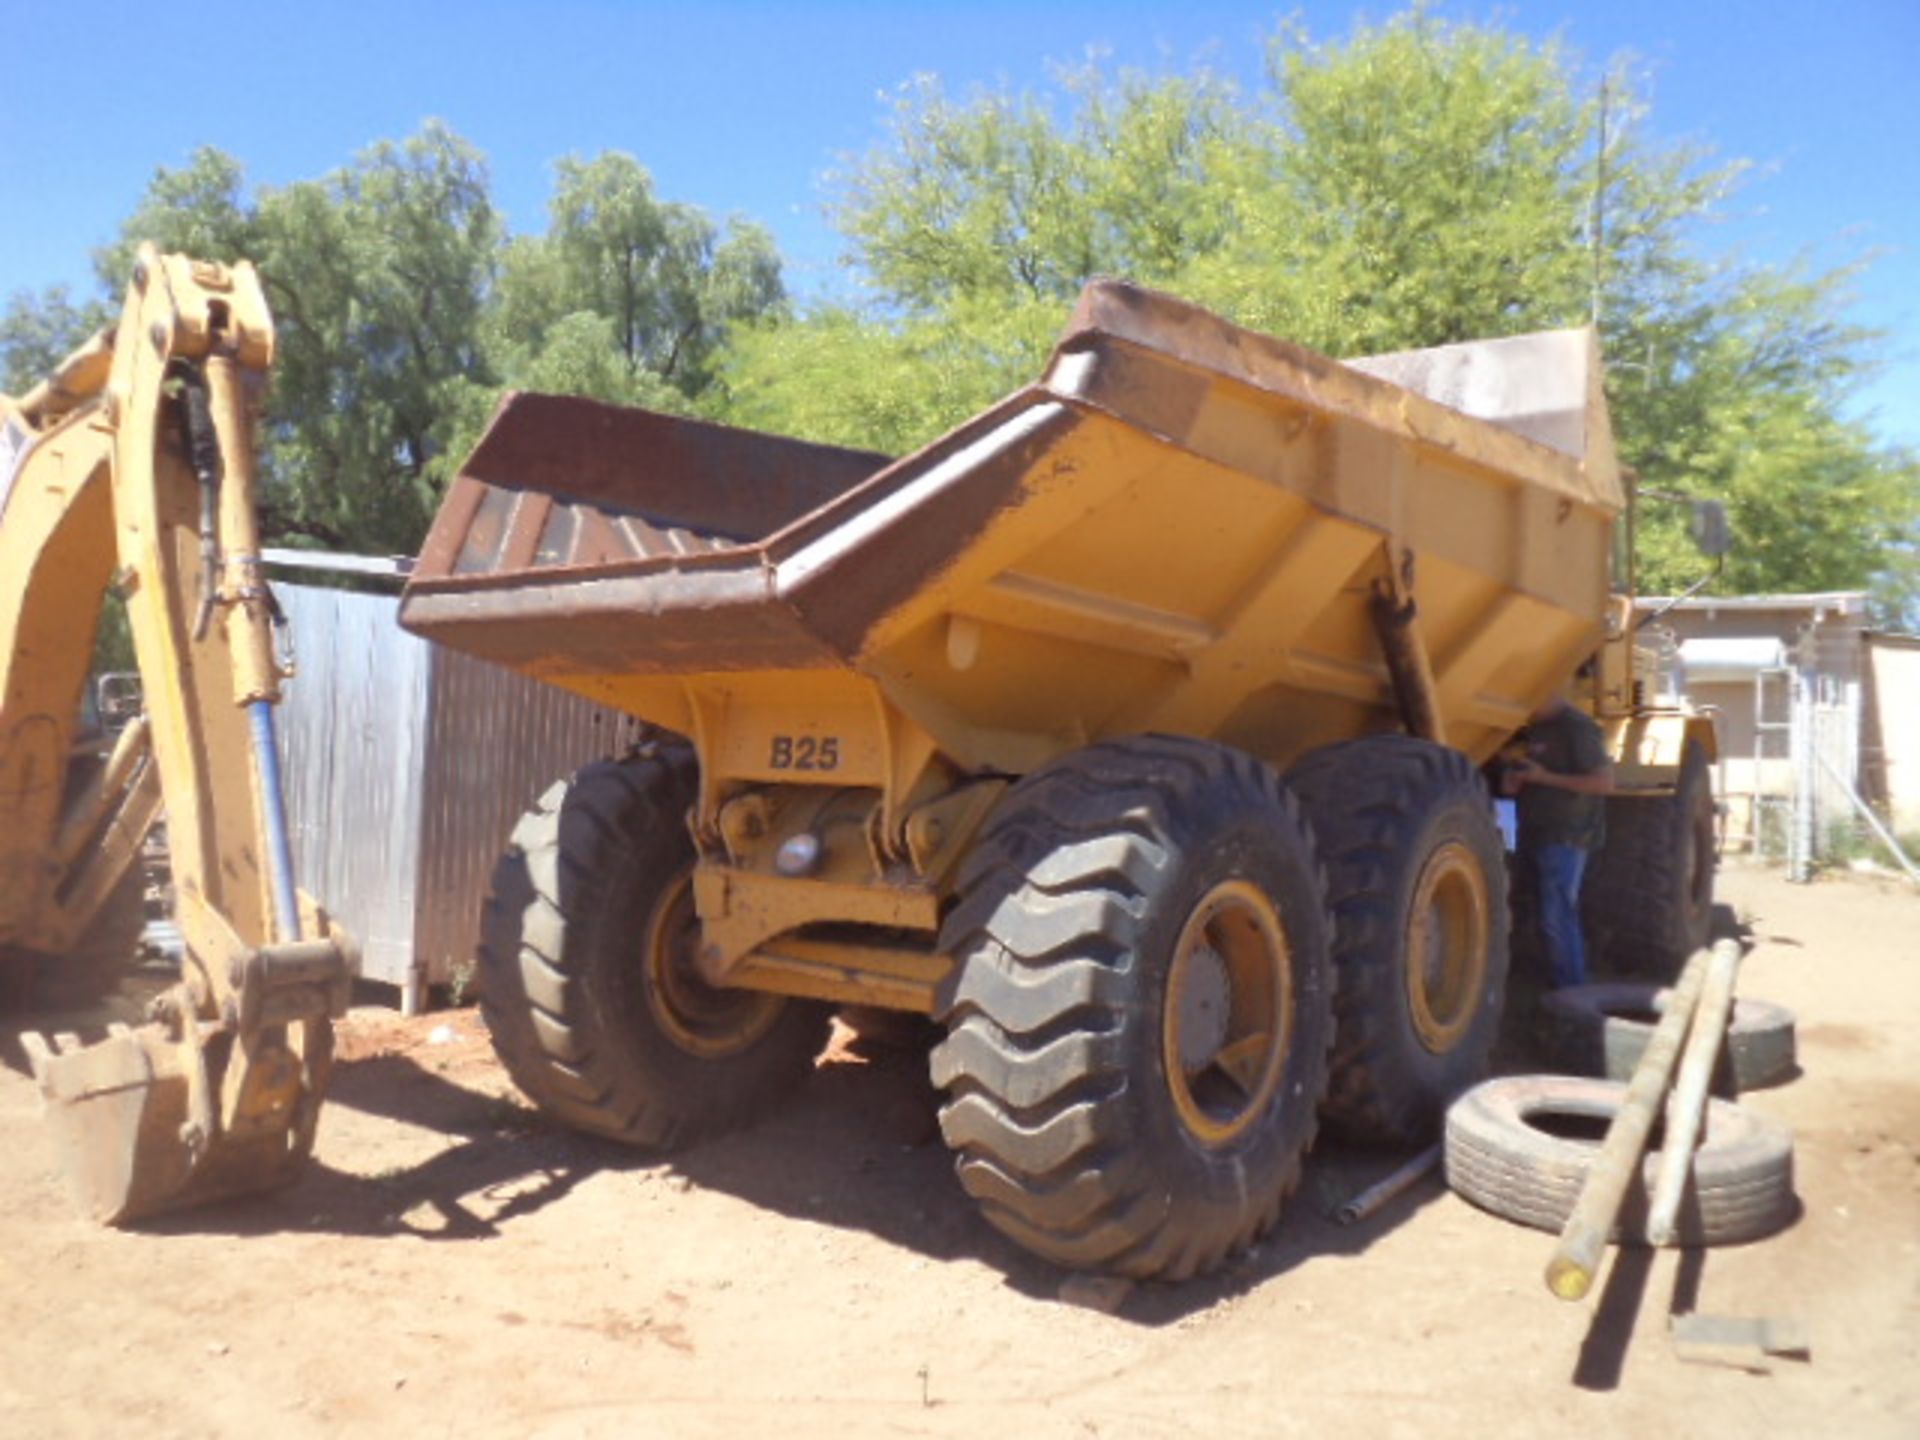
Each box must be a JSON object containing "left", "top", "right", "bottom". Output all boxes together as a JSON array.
[{"left": 1444, "top": 976, "right": 1800, "bottom": 1246}]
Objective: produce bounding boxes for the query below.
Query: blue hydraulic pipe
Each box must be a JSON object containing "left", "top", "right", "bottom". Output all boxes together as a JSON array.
[{"left": 248, "top": 700, "right": 303, "bottom": 943}]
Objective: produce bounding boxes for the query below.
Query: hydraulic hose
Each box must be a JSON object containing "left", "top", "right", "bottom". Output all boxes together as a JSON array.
[{"left": 248, "top": 701, "right": 303, "bottom": 943}]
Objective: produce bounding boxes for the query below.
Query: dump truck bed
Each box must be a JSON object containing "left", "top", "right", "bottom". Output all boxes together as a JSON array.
[{"left": 401, "top": 281, "right": 1623, "bottom": 773}]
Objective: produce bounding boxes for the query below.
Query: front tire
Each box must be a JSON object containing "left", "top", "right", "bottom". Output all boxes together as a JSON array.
[
  {"left": 477, "top": 743, "right": 830, "bottom": 1147},
  {"left": 1287, "top": 735, "right": 1510, "bottom": 1144},
  {"left": 931, "top": 736, "right": 1333, "bottom": 1280},
  {"left": 1583, "top": 739, "right": 1717, "bottom": 980}
]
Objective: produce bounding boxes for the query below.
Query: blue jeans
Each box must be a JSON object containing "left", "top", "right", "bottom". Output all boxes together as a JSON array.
[{"left": 1534, "top": 843, "right": 1591, "bottom": 990}]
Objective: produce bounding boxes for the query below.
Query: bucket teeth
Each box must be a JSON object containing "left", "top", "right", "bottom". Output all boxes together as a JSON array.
[{"left": 19, "top": 1029, "right": 54, "bottom": 1081}]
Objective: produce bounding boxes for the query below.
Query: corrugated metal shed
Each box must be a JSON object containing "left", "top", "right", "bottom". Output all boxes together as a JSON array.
[
  {"left": 276, "top": 583, "right": 431, "bottom": 984},
  {"left": 272, "top": 566, "right": 645, "bottom": 1009},
  {"left": 412, "top": 644, "right": 647, "bottom": 994}
]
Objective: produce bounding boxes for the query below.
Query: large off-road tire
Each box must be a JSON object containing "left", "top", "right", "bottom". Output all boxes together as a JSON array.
[
  {"left": 1444, "top": 1074, "right": 1796, "bottom": 1245},
  {"left": 1582, "top": 739, "right": 1717, "bottom": 980},
  {"left": 28, "top": 868, "right": 148, "bottom": 1009},
  {"left": 931, "top": 736, "right": 1334, "bottom": 1280},
  {"left": 1541, "top": 982, "right": 1798, "bottom": 1093},
  {"left": 478, "top": 743, "right": 830, "bottom": 1147},
  {"left": 1286, "top": 735, "right": 1510, "bottom": 1144}
]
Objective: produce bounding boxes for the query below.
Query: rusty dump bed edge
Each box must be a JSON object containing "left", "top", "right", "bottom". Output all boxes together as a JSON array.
[{"left": 399, "top": 279, "right": 1619, "bottom": 686}]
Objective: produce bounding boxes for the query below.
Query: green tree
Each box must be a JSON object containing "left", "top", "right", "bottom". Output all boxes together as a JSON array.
[
  {"left": 257, "top": 122, "right": 501, "bottom": 549},
  {"left": 730, "top": 9, "right": 1915, "bottom": 615},
  {"left": 83, "top": 126, "right": 500, "bottom": 552},
  {"left": 442, "top": 151, "right": 787, "bottom": 466},
  {"left": 725, "top": 65, "right": 1255, "bottom": 453},
  {"left": 94, "top": 147, "right": 262, "bottom": 293},
  {"left": 0, "top": 285, "right": 109, "bottom": 395},
  {"left": 836, "top": 68, "right": 1246, "bottom": 310},
  {"left": 721, "top": 295, "right": 1061, "bottom": 455}
]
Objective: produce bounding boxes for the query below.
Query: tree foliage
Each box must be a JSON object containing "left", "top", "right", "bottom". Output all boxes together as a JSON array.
[
  {"left": 2, "top": 11, "right": 1911, "bottom": 613},
  {"left": 0, "top": 284, "right": 108, "bottom": 395},
  {"left": 733, "top": 10, "right": 1915, "bottom": 613},
  {"left": 4, "top": 128, "right": 783, "bottom": 556},
  {"left": 46, "top": 129, "right": 499, "bottom": 553}
]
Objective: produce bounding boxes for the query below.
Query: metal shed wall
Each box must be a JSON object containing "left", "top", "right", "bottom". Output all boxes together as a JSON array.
[
  {"left": 411, "top": 645, "right": 649, "bottom": 994},
  {"left": 275, "top": 583, "right": 431, "bottom": 986},
  {"left": 273, "top": 573, "right": 648, "bottom": 1005}
]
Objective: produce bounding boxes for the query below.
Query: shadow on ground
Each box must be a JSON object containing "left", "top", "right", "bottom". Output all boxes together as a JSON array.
[{"left": 86, "top": 1028, "right": 1446, "bottom": 1326}]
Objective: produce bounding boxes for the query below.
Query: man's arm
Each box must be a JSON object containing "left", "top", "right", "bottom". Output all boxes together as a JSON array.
[{"left": 1513, "top": 758, "right": 1615, "bottom": 796}]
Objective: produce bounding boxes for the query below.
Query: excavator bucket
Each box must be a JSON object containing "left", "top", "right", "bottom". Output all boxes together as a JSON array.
[{"left": 22, "top": 1008, "right": 334, "bottom": 1224}]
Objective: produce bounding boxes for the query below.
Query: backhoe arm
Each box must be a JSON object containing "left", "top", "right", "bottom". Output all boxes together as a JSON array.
[{"left": 2, "top": 248, "right": 355, "bottom": 1223}]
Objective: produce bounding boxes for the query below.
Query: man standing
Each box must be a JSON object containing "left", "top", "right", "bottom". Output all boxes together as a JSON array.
[{"left": 1507, "top": 693, "right": 1615, "bottom": 989}]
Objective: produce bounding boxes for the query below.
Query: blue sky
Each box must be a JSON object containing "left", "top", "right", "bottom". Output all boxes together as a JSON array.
[{"left": 2, "top": 1, "right": 1914, "bottom": 445}]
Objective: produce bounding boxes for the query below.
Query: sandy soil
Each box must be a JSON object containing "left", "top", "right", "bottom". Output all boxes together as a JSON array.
[{"left": 1, "top": 859, "right": 1914, "bottom": 1439}]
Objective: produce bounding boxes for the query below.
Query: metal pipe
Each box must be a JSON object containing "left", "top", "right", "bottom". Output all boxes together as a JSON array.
[
  {"left": 1334, "top": 1143, "right": 1442, "bottom": 1226},
  {"left": 1545, "top": 945, "right": 1711, "bottom": 1301},
  {"left": 1815, "top": 749, "right": 1920, "bottom": 887},
  {"left": 1370, "top": 588, "right": 1447, "bottom": 745},
  {"left": 1790, "top": 668, "right": 1815, "bottom": 882},
  {"left": 52, "top": 715, "right": 150, "bottom": 869},
  {"left": 248, "top": 701, "right": 302, "bottom": 944},
  {"left": 1646, "top": 938, "right": 1742, "bottom": 1246}
]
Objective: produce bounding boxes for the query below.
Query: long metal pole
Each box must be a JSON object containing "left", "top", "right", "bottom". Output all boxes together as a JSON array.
[
  {"left": 1645, "top": 939, "right": 1741, "bottom": 1246},
  {"left": 1790, "top": 669, "right": 1815, "bottom": 882},
  {"left": 1815, "top": 749, "right": 1920, "bottom": 887},
  {"left": 1546, "top": 946, "right": 1711, "bottom": 1301}
]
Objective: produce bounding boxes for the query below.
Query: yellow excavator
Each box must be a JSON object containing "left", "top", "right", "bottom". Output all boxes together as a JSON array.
[{"left": 1, "top": 247, "right": 354, "bottom": 1222}]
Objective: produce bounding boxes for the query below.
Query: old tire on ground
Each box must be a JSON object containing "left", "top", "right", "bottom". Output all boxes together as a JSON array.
[
  {"left": 1582, "top": 739, "right": 1717, "bottom": 981},
  {"left": 1444, "top": 1074, "right": 1795, "bottom": 1245},
  {"left": 29, "top": 868, "right": 149, "bottom": 1008},
  {"left": 1285, "top": 735, "right": 1510, "bottom": 1144},
  {"left": 1542, "top": 982, "right": 1798, "bottom": 1092},
  {"left": 931, "top": 735, "right": 1334, "bottom": 1280},
  {"left": 478, "top": 743, "right": 831, "bottom": 1147}
]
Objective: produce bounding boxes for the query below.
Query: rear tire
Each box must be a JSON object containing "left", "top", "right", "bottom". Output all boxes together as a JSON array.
[
  {"left": 1286, "top": 735, "right": 1510, "bottom": 1144},
  {"left": 1542, "top": 982, "right": 1798, "bottom": 1092},
  {"left": 477, "top": 742, "right": 830, "bottom": 1147},
  {"left": 1583, "top": 739, "right": 1716, "bottom": 980},
  {"left": 932, "top": 735, "right": 1333, "bottom": 1280}
]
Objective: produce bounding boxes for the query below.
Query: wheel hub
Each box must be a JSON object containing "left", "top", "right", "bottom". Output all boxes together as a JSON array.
[
  {"left": 1162, "top": 880, "right": 1294, "bottom": 1148},
  {"left": 1175, "top": 943, "right": 1232, "bottom": 1070},
  {"left": 1405, "top": 840, "right": 1490, "bottom": 1055},
  {"left": 643, "top": 871, "right": 785, "bottom": 1060}
]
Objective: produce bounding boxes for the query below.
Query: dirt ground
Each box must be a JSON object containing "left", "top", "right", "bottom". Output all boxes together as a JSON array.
[{"left": 1, "top": 858, "right": 1914, "bottom": 1439}]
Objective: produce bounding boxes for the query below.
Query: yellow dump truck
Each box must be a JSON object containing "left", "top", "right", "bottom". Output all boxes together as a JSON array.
[{"left": 399, "top": 281, "right": 1716, "bottom": 1279}]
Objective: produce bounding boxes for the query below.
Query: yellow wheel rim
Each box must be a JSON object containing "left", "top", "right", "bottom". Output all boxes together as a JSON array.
[
  {"left": 643, "top": 869, "right": 784, "bottom": 1059},
  {"left": 1405, "top": 841, "right": 1490, "bottom": 1055},
  {"left": 1162, "top": 879, "right": 1293, "bottom": 1148}
]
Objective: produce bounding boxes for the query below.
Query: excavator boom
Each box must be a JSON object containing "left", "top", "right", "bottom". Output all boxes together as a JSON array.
[{"left": 1, "top": 248, "right": 354, "bottom": 1222}]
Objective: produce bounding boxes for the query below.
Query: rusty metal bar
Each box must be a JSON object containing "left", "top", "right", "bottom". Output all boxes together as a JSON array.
[
  {"left": 1545, "top": 945, "right": 1711, "bottom": 1301},
  {"left": 1646, "top": 938, "right": 1742, "bottom": 1246},
  {"left": 1334, "top": 1143, "right": 1443, "bottom": 1225}
]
